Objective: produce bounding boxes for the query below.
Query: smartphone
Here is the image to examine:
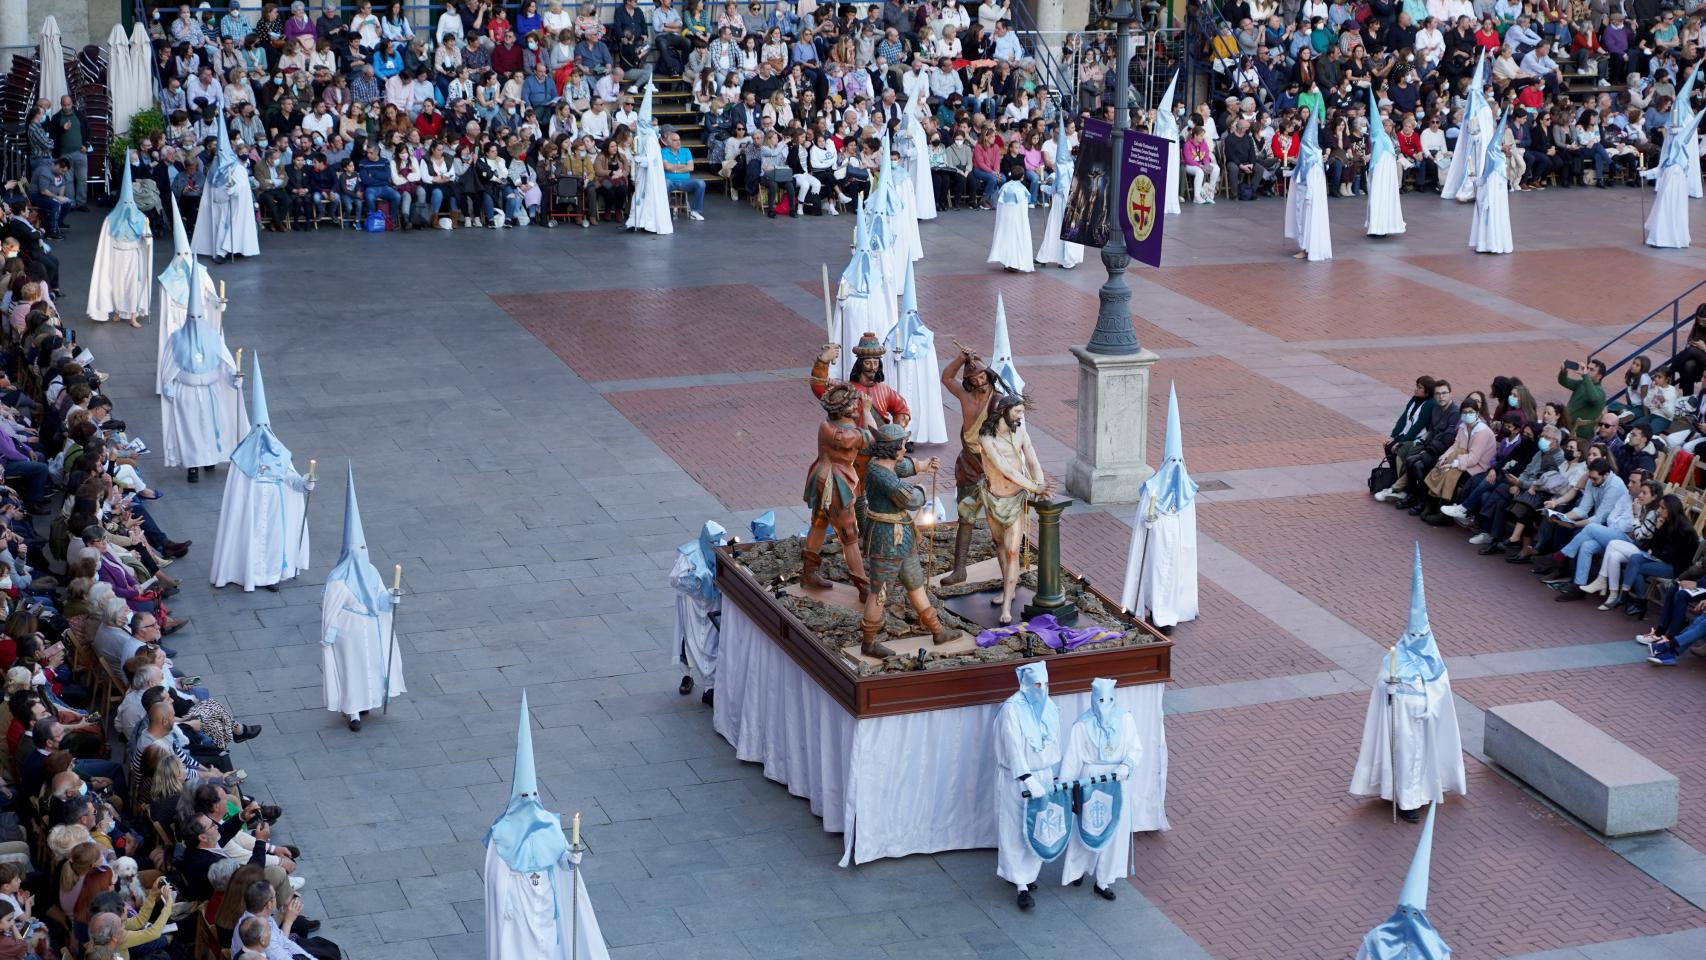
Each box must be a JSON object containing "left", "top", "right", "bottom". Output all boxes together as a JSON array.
[{"left": 1563, "top": 360, "right": 1581, "bottom": 371}]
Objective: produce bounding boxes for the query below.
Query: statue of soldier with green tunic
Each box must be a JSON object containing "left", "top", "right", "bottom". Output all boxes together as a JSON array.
[{"left": 860, "top": 423, "right": 959, "bottom": 657}]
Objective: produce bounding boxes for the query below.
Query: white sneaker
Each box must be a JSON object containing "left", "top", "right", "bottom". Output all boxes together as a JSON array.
[
  {"left": 1636, "top": 632, "right": 1659, "bottom": 646},
  {"left": 1373, "top": 487, "right": 1396, "bottom": 502},
  {"left": 1584, "top": 577, "right": 1608, "bottom": 596},
  {"left": 688, "top": 211, "right": 704, "bottom": 221},
  {"left": 289, "top": 877, "right": 306, "bottom": 891},
  {"left": 1468, "top": 532, "right": 1491, "bottom": 545},
  {"left": 1439, "top": 504, "right": 1467, "bottom": 519},
  {"left": 828, "top": 206, "right": 840, "bottom": 216}
]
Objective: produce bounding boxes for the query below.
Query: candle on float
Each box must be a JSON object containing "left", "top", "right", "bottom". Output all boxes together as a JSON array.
[
  {"left": 393, "top": 564, "right": 402, "bottom": 592},
  {"left": 571, "top": 811, "right": 580, "bottom": 846}
]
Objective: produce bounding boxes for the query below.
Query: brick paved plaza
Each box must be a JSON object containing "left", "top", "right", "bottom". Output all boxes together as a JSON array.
[{"left": 61, "top": 186, "right": 1706, "bottom": 959}]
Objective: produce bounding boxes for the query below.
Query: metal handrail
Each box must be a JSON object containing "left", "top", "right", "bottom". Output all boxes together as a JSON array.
[
  {"left": 1005, "top": 3, "right": 1075, "bottom": 112},
  {"left": 1591, "top": 277, "right": 1706, "bottom": 405}
]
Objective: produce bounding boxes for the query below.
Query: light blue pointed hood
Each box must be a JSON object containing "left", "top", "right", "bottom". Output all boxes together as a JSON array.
[
  {"left": 1674, "top": 62, "right": 1700, "bottom": 128},
  {"left": 105, "top": 158, "right": 148, "bottom": 242},
  {"left": 1369, "top": 89, "right": 1395, "bottom": 165},
  {"left": 872, "top": 127, "right": 904, "bottom": 216},
  {"left": 886, "top": 258, "right": 933, "bottom": 360},
  {"left": 1140, "top": 383, "right": 1197, "bottom": 513},
  {"left": 841, "top": 195, "right": 881, "bottom": 299},
  {"left": 229, "top": 353, "right": 295, "bottom": 479},
  {"left": 485, "top": 692, "right": 570, "bottom": 873},
  {"left": 209, "top": 105, "right": 240, "bottom": 187},
  {"left": 1482, "top": 108, "right": 1509, "bottom": 183},
  {"left": 327, "top": 463, "right": 393, "bottom": 617},
  {"left": 676, "top": 520, "right": 728, "bottom": 604},
  {"left": 1053, "top": 121, "right": 1074, "bottom": 183},
  {"left": 165, "top": 256, "right": 226, "bottom": 374},
  {"left": 1076, "top": 676, "right": 1125, "bottom": 762},
  {"left": 1296, "top": 111, "right": 1322, "bottom": 179},
  {"left": 1465, "top": 50, "right": 1487, "bottom": 128},
  {"left": 1154, "top": 70, "right": 1180, "bottom": 142},
  {"left": 1662, "top": 107, "right": 1705, "bottom": 169},
  {"left": 1390, "top": 544, "right": 1446, "bottom": 685},
  {"left": 1357, "top": 804, "right": 1451, "bottom": 960},
  {"left": 157, "top": 193, "right": 202, "bottom": 303},
  {"left": 990, "top": 293, "right": 1024, "bottom": 394},
  {"left": 1008, "top": 660, "right": 1059, "bottom": 752}
]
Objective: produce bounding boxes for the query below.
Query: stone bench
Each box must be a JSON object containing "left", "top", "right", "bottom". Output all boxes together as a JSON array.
[{"left": 1484, "top": 700, "right": 1678, "bottom": 837}]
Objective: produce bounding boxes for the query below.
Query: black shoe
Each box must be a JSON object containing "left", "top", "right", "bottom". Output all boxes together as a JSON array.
[
  {"left": 164, "top": 540, "right": 192, "bottom": 558},
  {"left": 206, "top": 464, "right": 218, "bottom": 473},
  {"left": 234, "top": 724, "right": 262, "bottom": 743},
  {"left": 1016, "top": 890, "right": 1035, "bottom": 910},
  {"left": 212, "top": 254, "right": 230, "bottom": 264},
  {"left": 1397, "top": 806, "right": 1422, "bottom": 823},
  {"left": 701, "top": 689, "right": 715, "bottom": 707},
  {"left": 1555, "top": 585, "right": 1584, "bottom": 602},
  {"left": 296, "top": 917, "right": 320, "bottom": 935},
  {"left": 187, "top": 467, "right": 199, "bottom": 483},
  {"left": 1530, "top": 563, "right": 1558, "bottom": 577},
  {"left": 262, "top": 583, "right": 279, "bottom": 593},
  {"left": 1477, "top": 543, "right": 1502, "bottom": 555},
  {"left": 1421, "top": 512, "right": 1453, "bottom": 526},
  {"left": 1407, "top": 504, "right": 1426, "bottom": 516},
  {"left": 1625, "top": 601, "right": 1648, "bottom": 618},
  {"left": 1158, "top": 624, "right": 1174, "bottom": 636},
  {"left": 348, "top": 717, "right": 362, "bottom": 731},
  {"left": 1393, "top": 496, "right": 1417, "bottom": 511},
  {"left": 1093, "top": 884, "right": 1116, "bottom": 901},
  {"left": 678, "top": 675, "right": 694, "bottom": 695}
]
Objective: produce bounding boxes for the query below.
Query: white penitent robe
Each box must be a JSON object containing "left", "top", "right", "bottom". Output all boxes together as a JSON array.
[
  {"left": 483, "top": 843, "right": 609, "bottom": 960},
  {"left": 1121, "top": 493, "right": 1199, "bottom": 629},
  {"left": 1057, "top": 713, "right": 1142, "bottom": 889},
  {"left": 192, "top": 175, "right": 261, "bottom": 259},
  {"left": 894, "top": 180, "right": 924, "bottom": 263},
  {"left": 1035, "top": 182, "right": 1084, "bottom": 268},
  {"left": 210, "top": 469, "right": 310, "bottom": 590},
  {"left": 987, "top": 184, "right": 1034, "bottom": 272},
  {"left": 669, "top": 552, "right": 719, "bottom": 687},
  {"left": 626, "top": 132, "right": 674, "bottom": 235},
  {"left": 893, "top": 340, "right": 948, "bottom": 446},
  {"left": 1470, "top": 171, "right": 1513, "bottom": 255},
  {"left": 87, "top": 232, "right": 153, "bottom": 321},
  {"left": 321, "top": 579, "right": 406, "bottom": 716},
  {"left": 1364, "top": 152, "right": 1407, "bottom": 237},
  {"left": 155, "top": 270, "right": 224, "bottom": 394},
  {"left": 1284, "top": 163, "right": 1333, "bottom": 261},
  {"left": 992, "top": 700, "right": 1062, "bottom": 888},
  {"left": 1349, "top": 669, "right": 1468, "bottom": 810},
  {"left": 158, "top": 364, "right": 249, "bottom": 469},
  {"left": 1645, "top": 162, "right": 1693, "bottom": 249}
]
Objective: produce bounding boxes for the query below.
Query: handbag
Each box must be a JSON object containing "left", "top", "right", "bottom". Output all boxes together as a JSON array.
[{"left": 1367, "top": 459, "right": 1396, "bottom": 494}]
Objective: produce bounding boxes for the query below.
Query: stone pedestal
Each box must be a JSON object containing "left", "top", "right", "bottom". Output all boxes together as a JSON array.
[{"left": 1065, "top": 346, "right": 1158, "bottom": 504}]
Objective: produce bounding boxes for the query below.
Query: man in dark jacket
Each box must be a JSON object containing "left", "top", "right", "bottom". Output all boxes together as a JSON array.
[{"left": 1394, "top": 380, "right": 1460, "bottom": 510}]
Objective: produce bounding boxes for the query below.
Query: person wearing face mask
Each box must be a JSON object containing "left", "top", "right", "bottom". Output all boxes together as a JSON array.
[
  {"left": 992, "top": 661, "right": 1061, "bottom": 911},
  {"left": 1415, "top": 397, "right": 1496, "bottom": 523},
  {"left": 1530, "top": 457, "right": 1632, "bottom": 590},
  {"left": 1056, "top": 678, "right": 1141, "bottom": 900}
]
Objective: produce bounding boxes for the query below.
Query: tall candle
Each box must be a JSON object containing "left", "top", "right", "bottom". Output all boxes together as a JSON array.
[
  {"left": 234, "top": 347, "right": 243, "bottom": 374},
  {"left": 571, "top": 811, "right": 580, "bottom": 846},
  {"left": 219, "top": 280, "right": 226, "bottom": 301},
  {"left": 392, "top": 564, "right": 402, "bottom": 592},
  {"left": 307, "top": 459, "right": 316, "bottom": 481},
  {"left": 821, "top": 264, "right": 834, "bottom": 343}
]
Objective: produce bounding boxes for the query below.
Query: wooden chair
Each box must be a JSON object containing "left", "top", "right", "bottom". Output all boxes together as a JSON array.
[{"left": 196, "top": 908, "right": 230, "bottom": 960}]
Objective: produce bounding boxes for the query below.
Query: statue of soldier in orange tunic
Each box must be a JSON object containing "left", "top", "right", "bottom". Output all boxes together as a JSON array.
[{"left": 802, "top": 379, "right": 872, "bottom": 600}]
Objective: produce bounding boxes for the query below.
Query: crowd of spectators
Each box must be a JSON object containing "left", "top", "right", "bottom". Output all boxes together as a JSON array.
[
  {"left": 0, "top": 221, "right": 332, "bottom": 960},
  {"left": 1372, "top": 306, "right": 1706, "bottom": 668},
  {"left": 1184, "top": 0, "right": 1706, "bottom": 202},
  {"left": 58, "top": 0, "right": 1106, "bottom": 232}
]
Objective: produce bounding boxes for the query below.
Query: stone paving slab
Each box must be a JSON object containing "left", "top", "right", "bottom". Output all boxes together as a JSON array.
[{"left": 50, "top": 184, "right": 1706, "bottom": 960}]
